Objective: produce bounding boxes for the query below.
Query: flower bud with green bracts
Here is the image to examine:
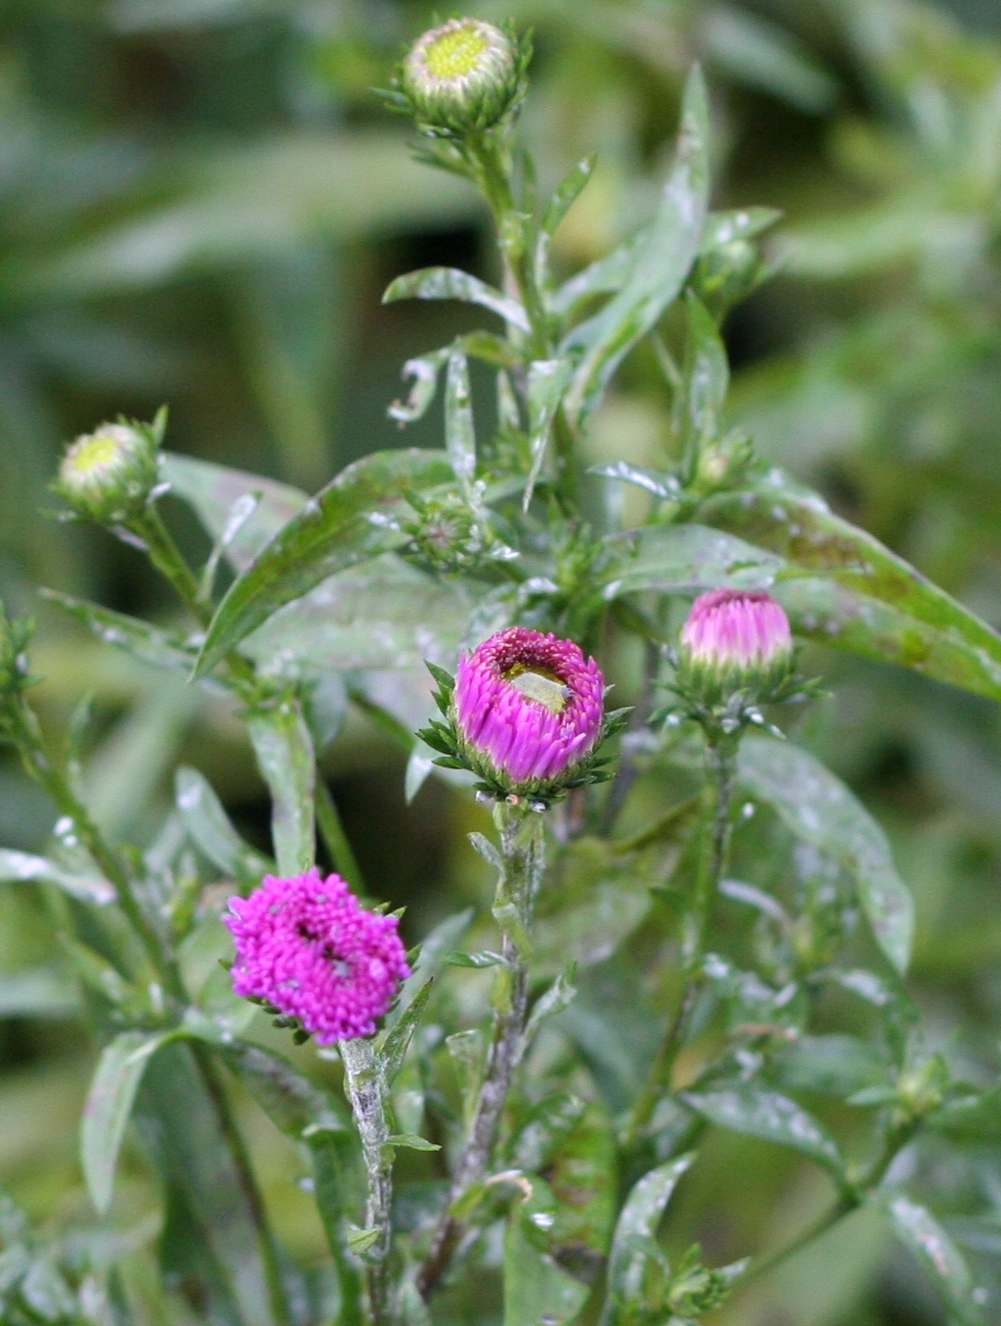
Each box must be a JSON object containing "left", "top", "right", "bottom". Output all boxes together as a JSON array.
[
  {"left": 52, "top": 413, "right": 164, "bottom": 527},
  {"left": 397, "top": 18, "right": 529, "bottom": 138}
]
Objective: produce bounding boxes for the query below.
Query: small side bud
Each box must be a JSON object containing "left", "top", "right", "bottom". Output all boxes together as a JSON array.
[
  {"left": 400, "top": 18, "right": 523, "bottom": 135},
  {"left": 53, "top": 418, "right": 161, "bottom": 526},
  {"left": 677, "top": 589, "right": 794, "bottom": 711}
]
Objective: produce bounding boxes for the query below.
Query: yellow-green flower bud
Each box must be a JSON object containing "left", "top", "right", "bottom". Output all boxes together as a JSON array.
[
  {"left": 54, "top": 420, "right": 160, "bottom": 525},
  {"left": 401, "top": 18, "right": 522, "bottom": 135}
]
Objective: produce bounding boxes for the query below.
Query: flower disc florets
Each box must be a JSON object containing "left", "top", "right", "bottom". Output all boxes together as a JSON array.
[
  {"left": 401, "top": 18, "right": 522, "bottom": 134},
  {"left": 53, "top": 420, "right": 160, "bottom": 525},
  {"left": 448, "top": 626, "right": 605, "bottom": 799},
  {"left": 224, "top": 869, "right": 410, "bottom": 1044},
  {"left": 677, "top": 589, "right": 794, "bottom": 711}
]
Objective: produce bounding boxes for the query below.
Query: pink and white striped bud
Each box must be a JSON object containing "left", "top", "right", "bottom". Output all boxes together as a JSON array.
[
  {"left": 678, "top": 589, "right": 793, "bottom": 706},
  {"left": 452, "top": 627, "right": 604, "bottom": 798}
]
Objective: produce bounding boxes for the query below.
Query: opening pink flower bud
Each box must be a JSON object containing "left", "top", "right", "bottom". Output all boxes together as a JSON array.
[
  {"left": 682, "top": 589, "right": 792, "bottom": 669},
  {"left": 453, "top": 626, "right": 604, "bottom": 794},
  {"left": 678, "top": 589, "right": 793, "bottom": 708},
  {"left": 224, "top": 869, "right": 410, "bottom": 1044}
]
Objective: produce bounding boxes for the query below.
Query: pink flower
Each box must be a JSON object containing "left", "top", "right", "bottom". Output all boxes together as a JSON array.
[
  {"left": 224, "top": 869, "right": 410, "bottom": 1044},
  {"left": 681, "top": 589, "right": 792, "bottom": 670},
  {"left": 453, "top": 627, "right": 604, "bottom": 791}
]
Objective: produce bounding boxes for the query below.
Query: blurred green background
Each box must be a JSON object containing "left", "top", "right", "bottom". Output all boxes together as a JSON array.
[{"left": 5, "top": 1, "right": 1001, "bottom": 1323}]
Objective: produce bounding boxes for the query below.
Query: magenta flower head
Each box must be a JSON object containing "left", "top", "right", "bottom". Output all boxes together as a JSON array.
[
  {"left": 224, "top": 869, "right": 410, "bottom": 1044},
  {"left": 677, "top": 588, "right": 793, "bottom": 707},
  {"left": 446, "top": 626, "right": 605, "bottom": 800}
]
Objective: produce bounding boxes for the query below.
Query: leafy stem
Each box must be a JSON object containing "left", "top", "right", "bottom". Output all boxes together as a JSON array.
[
  {"left": 626, "top": 731, "right": 737, "bottom": 1141},
  {"left": 417, "top": 799, "right": 544, "bottom": 1300},
  {"left": 340, "top": 1036, "right": 395, "bottom": 1326}
]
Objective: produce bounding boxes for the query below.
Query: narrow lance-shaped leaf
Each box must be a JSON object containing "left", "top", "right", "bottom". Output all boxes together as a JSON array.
[
  {"left": 738, "top": 733, "right": 914, "bottom": 974},
  {"left": 523, "top": 357, "right": 573, "bottom": 511},
  {"left": 563, "top": 66, "right": 711, "bottom": 423},
  {"left": 878, "top": 1192, "right": 986, "bottom": 1326},
  {"left": 82, "top": 1030, "right": 173, "bottom": 1214},
  {"left": 40, "top": 591, "right": 198, "bottom": 676},
  {"left": 194, "top": 448, "right": 454, "bottom": 673},
  {"left": 599, "top": 523, "right": 782, "bottom": 602},
  {"left": 0, "top": 848, "right": 114, "bottom": 906},
  {"left": 246, "top": 695, "right": 316, "bottom": 876},
  {"left": 161, "top": 452, "right": 307, "bottom": 572},
  {"left": 681, "top": 1084, "right": 845, "bottom": 1178},
  {"left": 700, "top": 471, "right": 1001, "bottom": 702},
  {"left": 445, "top": 349, "right": 477, "bottom": 502},
  {"left": 383, "top": 266, "right": 530, "bottom": 333},
  {"left": 600, "top": 1153, "right": 696, "bottom": 1326},
  {"left": 683, "top": 291, "right": 729, "bottom": 441},
  {"left": 175, "top": 766, "right": 272, "bottom": 883}
]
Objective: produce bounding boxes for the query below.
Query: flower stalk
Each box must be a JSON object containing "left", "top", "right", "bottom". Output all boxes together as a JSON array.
[
  {"left": 340, "top": 1036, "right": 394, "bottom": 1326},
  {"left": 418, "top": 798, "right": 543, "bottom": 1300}
]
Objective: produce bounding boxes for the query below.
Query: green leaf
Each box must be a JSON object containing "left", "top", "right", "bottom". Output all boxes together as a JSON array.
[
  {"left": 383, "top": 1133, "right": 440, "bottom": 1152},
  {"left": 738, "top": 733, "right": 914, "bottom": 973},
  {"left": 683, "top": 291, "right": 729, "bottom": 440},
  {"left": 700, "top": 472, "right": 1001, "bottom": 702},
  {"left": 383, "top": 266, "right": 530, "bottom": 333},
  {"left": 542, "top": 155, "right": 597, "bottom": 238},
  {"left": 504, "top": 1177, "right": 591, "bottom": 1326},
  {"left": 770, "top": 1034, "right": 894, "bottom": 1099},
  {"left": 563, "top": 66, "right": 710, "bottom": 423},
  {"left": 347, "top": 1227, "right": 381, "bottom": 1256},
  {"left": 40, "top": 591, "right": 197, "bottom": 675},
  {"left": 242, "top": 555, "right": 469, "bottom": 674},
  {"left": 442, "top": 950, "right": 506, "bottom": 968},
  {"left": 600, "top": 1153, "right": 695, "bottom": 1326},
  {"left": 0, "top": 847, "right": 114, "bottom": 906},
  {"left": 445, "top": 349, "right": 477, "bottom": 501},
  {"left": 700, "top": 6, "right": 838, "bottom": 114},
  {"left": 389, "top": 347, "right": 451, "bottom": 425},
  {"left": 81, "top": 1029, "right": 173, "bottom": 1213},
  {"left": 195, "top": 448, "right": 454, "bottom": 674},
  {"left": 600, "top": 523, "right": 782, "bottom": 601},
  {"left": 175, "top": 766, "right": 271, "bottom": 883},
  {"left": 879, "top": 1192, "right": 986, "bottom": 1326},
  {"left": 591, "top": 460, "right": 681, "bottom": 501},
  {"left": 521, "top": 965, "right": 577, "bottom": 1052},
  {"left": 699, "top": 208, "right": 784, "bottom": 251},
  {"left": 0, "top": 966, "right": 80, "bottom": 1019},
  {"left": 682, "top": 1085, "right": 845, "bottom": 1178},
  {"left": 523, "top": 357, "right": 573, "bottom": 511},
  {"left": 162, "top": 452, "right": 307, "bottom": 572},
  {"left": 214, "top": 1040, "right": 348, "bottom": 1138},
  {"left": 378, "top": 978, "right": 434, "bottom": 1086},
  {"left": 550, "top": 230, "right": 646, "bottom": 319},
  {"left": 246, "top": 696, "right": 315, "bottom": 876},
  {"left": 926, "top": 1084, "right": 1001, "bottom": 1144}
]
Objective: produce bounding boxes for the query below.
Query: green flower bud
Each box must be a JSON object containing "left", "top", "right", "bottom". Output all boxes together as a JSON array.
[
  {"left": 401, "top": 18, "right": 522, "bottom": 135},
  {"left": 53, "top": 417, "right": 161, "bottom": 526}
]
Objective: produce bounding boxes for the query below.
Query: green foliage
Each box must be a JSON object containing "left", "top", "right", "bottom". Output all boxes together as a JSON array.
[{"left": 4, "top": 4, "right": 1001, "bottom": 1326}]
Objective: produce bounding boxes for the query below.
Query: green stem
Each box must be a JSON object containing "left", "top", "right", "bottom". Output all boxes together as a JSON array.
[
  {"left": 467, "top": 133, "right": 579, "bottom": 507},
  {"left": 626, "top": 732, "right": 736, "bottom": 1142},
  {"left": 193, "top": 1043, "right": 293, "bottom": 1326},
  {"left": 340, "top": 1036, "right": 394, "bottom": 1326},
  {"left": 316, "top": 778, "right": 367, "bottom": 897},
  {"left": 418, "top": 800, "right": 543, "bottom": 1301}
]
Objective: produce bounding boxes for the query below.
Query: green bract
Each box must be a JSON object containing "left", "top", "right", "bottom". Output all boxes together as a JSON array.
[{"left": 400, "top": 18, "right": 525, "bottom": 135}]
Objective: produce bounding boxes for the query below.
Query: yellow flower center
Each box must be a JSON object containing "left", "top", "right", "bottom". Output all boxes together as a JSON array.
[
  {"left": 425, "top": 24, "right": 489, "bottom": 81},
  {"left": 506, "top": 667, "right": 570, "bottom": 714},
  {"left": 64, "top": 433, "right": 121, "bottom": 476}
]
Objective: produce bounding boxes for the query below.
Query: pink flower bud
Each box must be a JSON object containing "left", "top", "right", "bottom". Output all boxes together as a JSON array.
[
  {"left": 453, "top": 627, "right": 604, "bottom": 795},
  {"left": 224, "top": 869, "right": 410, "bottom": 1044},
  {"left": 678, "top": 589, "right": 793, "bottom": 706},
  {"left": 681, "top": 589, "right": 792, "bottom": 670}
]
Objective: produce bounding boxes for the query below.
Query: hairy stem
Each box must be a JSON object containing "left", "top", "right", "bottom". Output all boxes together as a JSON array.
[
  {"left": 340, "top": 1036, "right": 394, "bottom": 1326},
  {"left": 626, "top": 732, "right": 736, "bottom": 1141},
  {"left": 418, "top": 801, "right": 543, "bottom": 1300}
]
